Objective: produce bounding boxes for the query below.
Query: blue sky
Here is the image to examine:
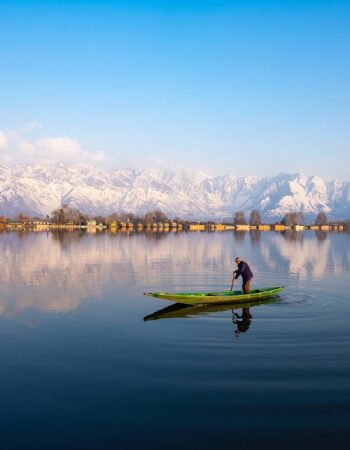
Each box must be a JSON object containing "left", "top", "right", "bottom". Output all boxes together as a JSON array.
[{"left": 0, "top": 0, "right": 349, "bottom": 179}]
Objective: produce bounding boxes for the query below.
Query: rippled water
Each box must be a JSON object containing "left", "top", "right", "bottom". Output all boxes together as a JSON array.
[{"left": 0, "top": 229, "right": 349, "bottom": 450}]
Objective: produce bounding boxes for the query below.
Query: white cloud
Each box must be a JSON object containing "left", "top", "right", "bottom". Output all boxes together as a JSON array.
[
  {"left": 35, "top": 137, "right": 104, "bottom": 163},
  {"left": 0, "top": 126, "right": 105, "bottom": 164}
]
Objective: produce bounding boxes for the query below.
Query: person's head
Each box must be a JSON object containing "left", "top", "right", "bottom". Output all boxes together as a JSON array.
[{"left": 235, "top": 257, "right": 241, "bottom": 265}]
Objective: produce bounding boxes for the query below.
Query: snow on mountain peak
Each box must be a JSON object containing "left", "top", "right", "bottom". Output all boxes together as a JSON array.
[{"left": 0, "top": 163, "right": 349, "bottom": 220}]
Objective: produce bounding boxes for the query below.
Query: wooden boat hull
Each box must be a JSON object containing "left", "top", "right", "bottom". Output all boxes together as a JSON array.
[{"left": 144, "top": 287, "right": 284, "bottom": 305}]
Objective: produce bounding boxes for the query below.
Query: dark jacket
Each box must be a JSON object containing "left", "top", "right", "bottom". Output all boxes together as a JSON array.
[{"left": 234, "top": 261, "right": 253, "bottom": 281}]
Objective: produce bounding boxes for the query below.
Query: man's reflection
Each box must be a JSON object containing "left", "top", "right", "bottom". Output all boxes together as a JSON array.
[{"left": 232, "top": 307, "right": 252, "bottom": 337}]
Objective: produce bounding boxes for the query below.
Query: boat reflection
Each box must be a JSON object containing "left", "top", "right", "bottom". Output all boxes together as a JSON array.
[{"left": 144, "top": 297, "right": 281, "bottom": 339}]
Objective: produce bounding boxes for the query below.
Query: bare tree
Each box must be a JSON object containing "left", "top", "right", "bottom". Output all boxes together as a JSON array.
[
  {"left": 51, "top": 204, "right": 84, "bottom": 225},
  {"left": 249, "top": 210, "right": 261, "bottom": 226},
  {"left": 281, "top": 212, "right": 293, "bottom": 226},
  {"left": 120, "top": 212, "right": 136, "bottom": 223},
  {"left": 153, "top": 209, "right": 167, "bottom": 222},
  {"left": 234, "top": 211, "right": 246, "bottom": 225},
  {"left": 295, "top": 211, "right": 304, "bottom": 225},
  {"left": 315, "top": 212, "right": 327, "bottom": 226},
  {"left": 0, "top": 215, "right": 9, "bottom": 225},
  {"left": 107, "top": 212, "right": 120, "bottom": 224},
  {"left": 92, "top": 215, "right": 107, "bottom": 225},
  {"left": 281, "top": 211, "right": 304, "bottom": 226},
  {"left": 144, "top": 211, "right": 155, "bottom": 224},
  {"left": 67, "top": 208, "right": 84, "bottom": 225},
  {"left": 51, "top": 208, "right": 65, "bottom": 225},
  {"left": 16, "top": 213, "right": 31, "bottom": 226}
]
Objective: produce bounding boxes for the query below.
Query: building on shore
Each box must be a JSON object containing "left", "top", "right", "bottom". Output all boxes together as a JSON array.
[
  {"left": 33, "top": 220, "right": 51, "bottom": 231},
  {"left": 258, "top": 224, "right": 271, "bottom": 231},
  {"left": 87, "top": 220, "right": 97, "bottom": 228},
  {"left": 274, "top": 224, "right": 291, "bottom": 231},
  {"left": 235, "top": 224, "right": 250, "bottom": 231},
  {"left": 6, "top": 221, "right": 24, "bottom": 231},
  {"left": 189, "top": 223, "right": 206, "bottom": 231}
]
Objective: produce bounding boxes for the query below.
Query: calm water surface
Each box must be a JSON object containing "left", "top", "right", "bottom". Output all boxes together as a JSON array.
[{"left": 0, "top": 230, "right": 349, "bottom": 450}]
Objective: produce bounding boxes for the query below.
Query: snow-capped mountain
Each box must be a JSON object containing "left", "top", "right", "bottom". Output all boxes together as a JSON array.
[{"left": 0, "top": 163, "right": 349, "bottom": 220}]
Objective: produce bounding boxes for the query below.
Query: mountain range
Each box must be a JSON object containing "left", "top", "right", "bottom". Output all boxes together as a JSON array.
[{"left": 0, "top": 163, "right": 349, "bottom": 220}]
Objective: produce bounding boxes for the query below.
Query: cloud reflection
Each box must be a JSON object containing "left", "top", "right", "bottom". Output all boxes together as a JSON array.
[{"left": 0, "top": 230, "right": 348, "bottom": 317}]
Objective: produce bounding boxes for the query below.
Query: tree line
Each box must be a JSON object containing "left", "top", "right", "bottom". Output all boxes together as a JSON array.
[
  {"left": 233, "top": 210, "right": 329, "bottom": 226},
  {"left": 50, "top": 205, "right": 173, "bottom": 226},
  {"left": 0, "top": 208, "right": 339, "bottom": 227}
]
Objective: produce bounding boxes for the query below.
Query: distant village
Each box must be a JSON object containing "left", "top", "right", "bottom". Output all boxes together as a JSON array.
[{"left": 0, "top": 206, "right": 349, "bottom": 232}]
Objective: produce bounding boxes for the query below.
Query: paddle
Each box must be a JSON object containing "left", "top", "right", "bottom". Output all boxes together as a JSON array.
[{"left": 230, "top": 273, "right": 235, "bottom": 291}]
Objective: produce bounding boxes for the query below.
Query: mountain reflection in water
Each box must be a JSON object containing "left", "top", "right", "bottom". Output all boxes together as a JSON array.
[{"left": 0, "top": 229, "right": 349, "bottom": 318}]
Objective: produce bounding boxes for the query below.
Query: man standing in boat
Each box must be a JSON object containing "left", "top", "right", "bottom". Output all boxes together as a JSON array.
[{"left": 233, "top": 257, "right": 253, "bottom": 294}]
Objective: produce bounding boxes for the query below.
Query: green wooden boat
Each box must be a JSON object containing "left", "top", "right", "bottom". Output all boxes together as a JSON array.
[{"left": 144, "top": 286, "right": 284, "bottom": 305}]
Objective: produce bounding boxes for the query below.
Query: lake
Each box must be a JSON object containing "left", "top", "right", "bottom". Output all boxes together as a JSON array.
[{"left": 0, "top": 229, "right": 349, "bottom": 450}]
